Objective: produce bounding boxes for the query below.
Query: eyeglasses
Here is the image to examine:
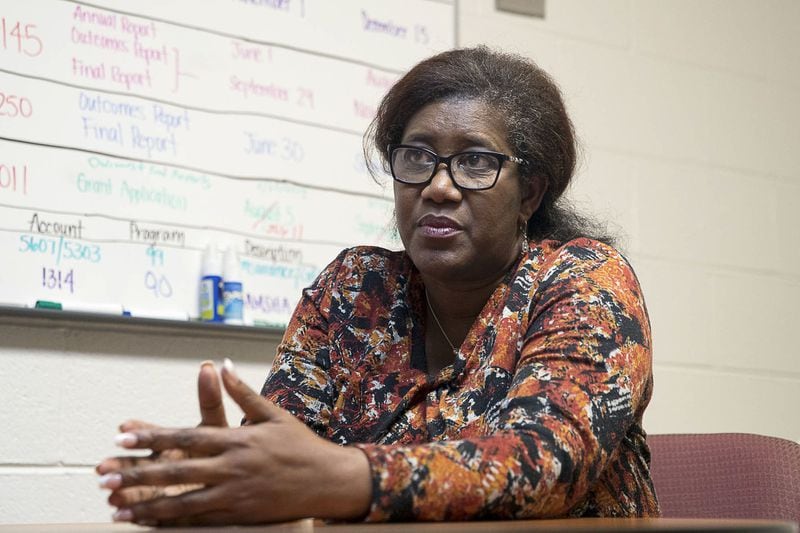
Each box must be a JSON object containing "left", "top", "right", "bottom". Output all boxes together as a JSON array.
[{"left": 388, "top": 144, "right": 527, "bottom": 191}]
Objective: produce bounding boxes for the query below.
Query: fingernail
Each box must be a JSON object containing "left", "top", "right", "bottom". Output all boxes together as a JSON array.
[
  {"left": 112, "top": 508, "right": 133, "bottom": 522},
  {"left": 114, "top": 432, "right": 138, "bottom": 447},
  {"left": 98, "top": 473, "right": 122, "bottom": 489},
  {"left": 223, "top": 357, "right": 237, "bottom": 377},
  {"left": 200, "top": 359, "right": 215, "bottom": 369}
]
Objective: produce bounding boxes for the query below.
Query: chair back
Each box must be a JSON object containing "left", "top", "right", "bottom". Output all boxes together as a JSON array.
[{"left": 648, "top": 432, "right": 800, "bottom": 523}]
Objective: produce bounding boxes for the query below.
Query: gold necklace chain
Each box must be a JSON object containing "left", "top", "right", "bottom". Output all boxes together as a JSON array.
[{"left": 425, "top": 288, "right": 458, "bottom": 355}]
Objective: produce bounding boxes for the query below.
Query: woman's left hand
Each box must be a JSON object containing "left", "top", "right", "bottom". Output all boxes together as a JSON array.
[{"left": 98, "top": 360, "right": 372, "bottom": 526}]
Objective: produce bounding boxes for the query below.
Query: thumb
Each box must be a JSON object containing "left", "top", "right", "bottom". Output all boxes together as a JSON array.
[{"left": 221, "top": 358, "right": 281, "bottom": 424}]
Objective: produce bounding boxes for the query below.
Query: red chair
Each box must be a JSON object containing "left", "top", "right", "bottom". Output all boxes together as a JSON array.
[{"left": 648, "top": 432, "right": 800, "bottom": 523}]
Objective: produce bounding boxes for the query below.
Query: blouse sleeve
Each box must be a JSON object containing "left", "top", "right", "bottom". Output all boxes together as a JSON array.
[
  {"left": 354, "top": 242, "right": 654, "bottom": 520},
  {"left": 259, "top": 250, "right": 347, "bottom": 436}
]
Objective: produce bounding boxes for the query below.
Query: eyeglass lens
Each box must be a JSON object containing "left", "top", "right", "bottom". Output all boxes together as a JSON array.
[{"left": 391, "top": 147, "right": 500, "bottom": 189}]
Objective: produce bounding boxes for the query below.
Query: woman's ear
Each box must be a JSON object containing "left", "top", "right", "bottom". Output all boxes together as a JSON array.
[{"left": 519, "top": 175, "right": 548, "bottom": 222}]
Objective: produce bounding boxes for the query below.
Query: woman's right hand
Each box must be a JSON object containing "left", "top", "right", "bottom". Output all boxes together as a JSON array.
[
  {"left": 96, "top": 361, "right": 228, "bottom": 509},
  {"left": 99, "top": 360, "right": 372, "bottom": 526}
]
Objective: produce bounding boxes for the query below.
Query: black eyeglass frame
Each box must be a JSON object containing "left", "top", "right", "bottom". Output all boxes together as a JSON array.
[{"left": 387, "top": 144, "right": 528, "bottom": 191}]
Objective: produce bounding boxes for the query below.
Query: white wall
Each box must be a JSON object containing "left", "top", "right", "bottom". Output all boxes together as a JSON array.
[
  {"left": 2, "top": 0, "right": 799, "bottom": 524},
  {"left": 458, "top": 0, "right": 800, "bottom": 440}
]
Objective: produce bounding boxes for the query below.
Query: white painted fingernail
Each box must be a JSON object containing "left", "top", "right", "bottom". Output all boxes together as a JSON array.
[
  {"left": 114, "top": 432, "right": 138, "bottom": 447},
  {"left": 223, "top": 357, "right": 237, "bottom": 377},
  {"left": 112, "top": 508, "right": 133, "bottom": 522},
  {"left": 98, "top": 473, "right": 122, "bottom": 489}
]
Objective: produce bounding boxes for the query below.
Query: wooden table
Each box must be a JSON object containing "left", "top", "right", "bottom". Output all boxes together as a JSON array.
[{"left": 0, "top": 518, "right": 796, "bottom": 532}]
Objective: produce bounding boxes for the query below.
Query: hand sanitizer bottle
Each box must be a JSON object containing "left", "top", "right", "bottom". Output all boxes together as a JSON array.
[
  {"left": 199, "top": 244, "right": 224, "bottom": 322},
  {"left": 222, "top": 247, "right": 244, "bottom": 325}
]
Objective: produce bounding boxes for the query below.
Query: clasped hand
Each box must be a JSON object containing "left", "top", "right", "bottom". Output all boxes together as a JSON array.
[{"left": 96, "top": 359, "right": 371, "bottom": 526}]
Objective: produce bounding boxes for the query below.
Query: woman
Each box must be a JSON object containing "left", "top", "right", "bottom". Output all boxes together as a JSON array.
[{"left": 97, "top": 46, "right": 660, "bottom": 525}]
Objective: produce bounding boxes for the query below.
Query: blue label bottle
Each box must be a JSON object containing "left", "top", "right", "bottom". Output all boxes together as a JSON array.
[
  {"left": 199, "top": 245, "right": 224, "bottom": 322},
  {"left": 222, "top": 247, "right": 244, "bottom": 325}
]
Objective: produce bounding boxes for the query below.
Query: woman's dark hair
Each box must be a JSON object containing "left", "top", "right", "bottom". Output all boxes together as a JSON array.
[{"left": 364, "top": 46, "right": 613, "bottom": 245}]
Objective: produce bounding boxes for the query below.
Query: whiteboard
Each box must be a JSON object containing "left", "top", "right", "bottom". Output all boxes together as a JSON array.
[{"left": 0, "top": 0, "right": 455, "bottom": 327}]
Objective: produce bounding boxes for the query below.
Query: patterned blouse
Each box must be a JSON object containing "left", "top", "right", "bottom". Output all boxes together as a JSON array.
[{"left": 261, "top": 238, "right": 660, "bottom": 521}]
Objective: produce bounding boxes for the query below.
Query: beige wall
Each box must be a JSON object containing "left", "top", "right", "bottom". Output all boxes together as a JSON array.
[
  {"left": 2, "top": 0, "right": 799, "bottom": 524},
  {"left": 458, "top": 0, "right": 800, "bottom": 440},
  {"left": 0, "top": 318, "right": 281, "bottom": 523}
]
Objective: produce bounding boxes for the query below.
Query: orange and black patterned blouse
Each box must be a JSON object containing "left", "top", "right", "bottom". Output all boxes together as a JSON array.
[{"left": 261, "top": 238, "right": 660, "bottom": 521}]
